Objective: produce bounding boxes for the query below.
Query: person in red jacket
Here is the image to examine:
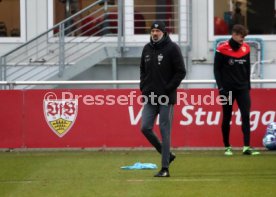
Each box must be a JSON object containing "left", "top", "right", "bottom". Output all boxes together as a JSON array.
[{"left": 214, "top": 24, "right": 260, "bottom": 156}]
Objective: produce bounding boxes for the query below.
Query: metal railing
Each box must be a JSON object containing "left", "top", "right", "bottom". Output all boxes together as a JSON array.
[
  {"left": 0, "top": 0, "right": 123, "bottom": 81},
  {"left": 1, "top": 79, "right": 276, "bottom": 90},
  {"left": 251, "top": 59, "right": 276, "bottom": 79}
]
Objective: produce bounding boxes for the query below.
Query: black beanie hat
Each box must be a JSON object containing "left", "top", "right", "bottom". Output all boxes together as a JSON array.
[{"left": 150, "top": 21, "right": 166, "bottom": 33}]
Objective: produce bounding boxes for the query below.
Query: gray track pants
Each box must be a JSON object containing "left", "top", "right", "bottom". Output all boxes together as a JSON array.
[{"left": 141, "top": 103, "right": 174, "bottom": 168}]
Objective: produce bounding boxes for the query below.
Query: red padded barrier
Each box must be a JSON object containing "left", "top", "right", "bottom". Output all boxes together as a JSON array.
[{"left": 0, "top": 89, "right": 275, "bottom": 148}]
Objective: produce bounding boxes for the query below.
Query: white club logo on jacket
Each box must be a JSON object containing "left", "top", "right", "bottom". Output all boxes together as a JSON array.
[{"left": 158, "top": 54, "right": 163, "bottom": 65}]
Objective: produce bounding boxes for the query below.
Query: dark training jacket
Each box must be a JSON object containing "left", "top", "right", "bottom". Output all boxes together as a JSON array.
[
  {"left": 214, "top": 39, "right": 251, "bottom": 91},
  {"left": 140, "top": 33, "right": 186, "bottom": 104}
]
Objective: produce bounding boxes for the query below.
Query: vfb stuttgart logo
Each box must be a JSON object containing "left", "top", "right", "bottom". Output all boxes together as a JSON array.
[{"left": 43, "top": 92, "right": 78, "bottom": 137}]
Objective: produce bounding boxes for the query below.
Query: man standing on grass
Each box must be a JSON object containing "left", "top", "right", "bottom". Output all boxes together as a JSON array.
[
  {"left": 139, "top": 21, "right": 186, "bottom": 177},
  {"left": 214, "top": 24, "right": 260, "bottom": 156}
]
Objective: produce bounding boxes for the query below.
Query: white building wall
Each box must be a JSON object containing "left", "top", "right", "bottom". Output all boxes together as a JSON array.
[
  {"left": 26, "top": 0, "right": 48, "bottom": 40},
  {"left": 191, "top": 0, "right": 210, "bottom": 62},
  {"left": 0, "top": 0, "right": 275, "bottom": 86}
]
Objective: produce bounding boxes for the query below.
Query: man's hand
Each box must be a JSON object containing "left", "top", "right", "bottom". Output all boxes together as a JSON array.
[{"left": 219, "top": 88, "right": 229, "bottom": 97}]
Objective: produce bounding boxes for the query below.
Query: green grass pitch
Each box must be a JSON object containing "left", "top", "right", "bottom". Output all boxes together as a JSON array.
[{"left": 0, "top": 150, "right": 276, "bottom": 197}]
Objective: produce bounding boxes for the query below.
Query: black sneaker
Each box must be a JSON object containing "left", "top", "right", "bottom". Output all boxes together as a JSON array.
[
  {"left": 169, "top": 152, "right": 176, "bottom": 164},
  {"left": 154, "top": 169, "right": 170, "bottom": 177}
]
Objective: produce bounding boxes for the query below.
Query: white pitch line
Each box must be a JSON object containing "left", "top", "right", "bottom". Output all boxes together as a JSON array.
[
  {"left": 127, "top": 178, "right": 222, "bottom": 182},
  {"left": 0, "top": 180, "right": 33, "bottom": 184}
]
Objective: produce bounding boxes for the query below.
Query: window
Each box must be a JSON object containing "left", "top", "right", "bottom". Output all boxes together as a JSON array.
[
  {"left": 50, "top": 0, "right": 179, "bottom": 36},
  {"left": 50, "top": 0, "right": 119, "bottom": 36},
  {"left": 133, "top": 0, "right": 179, "bottom": 34},
  {"left": 48, "top": 0, "right": 188, "bottom": 42},
  {"left": 0, "top": 0, "right": 26, "bottom": 42},
  {"left": 209, "top": 0, "right": 276, "bottom": 40}
]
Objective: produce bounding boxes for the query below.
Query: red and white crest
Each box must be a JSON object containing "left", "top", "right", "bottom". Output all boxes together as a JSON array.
[
  {"left": 241, "top": 46, "right": 247, "bottom": 52},
  {"left": 43, "top": 92, "right": 78, "bottom": 137}
]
